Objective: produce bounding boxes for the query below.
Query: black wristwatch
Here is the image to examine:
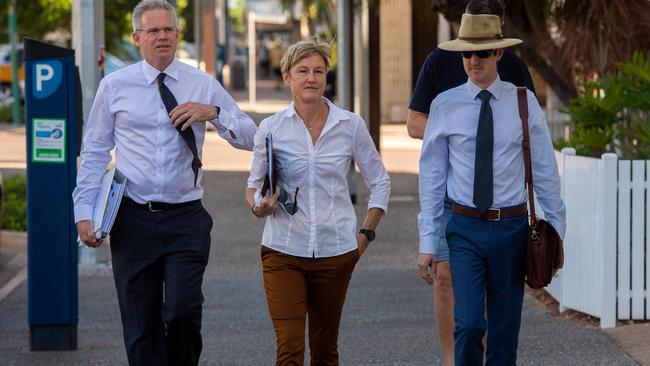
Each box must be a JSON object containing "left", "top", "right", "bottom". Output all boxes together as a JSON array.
[{"left": 358, "top": 229, "right": 375, "bottom": 242}]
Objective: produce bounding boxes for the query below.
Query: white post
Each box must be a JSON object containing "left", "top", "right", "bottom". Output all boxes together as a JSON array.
[
  {"left": 556, "top": 147, "right": 576, "bottom": 312},
  {"left": 72, "top": 0, "right": 101, "bottom": 123},
  {"left": 73, "top": 0, "right": 110, "bottom": 266},
  {"left": 560, "top": 148, "right": 575, "bottom": 197},
  {"left": 601, "top": 152, "right": 618, "bottom": 328},
  {"left": 337, "top": 0, "right": 357, "bottom": 203},
  {"left": 248, "top": 11, "right": 256, "bottom": 108},
  {"left": 337, "top": 0, "right": 351, "bottom": 110}
]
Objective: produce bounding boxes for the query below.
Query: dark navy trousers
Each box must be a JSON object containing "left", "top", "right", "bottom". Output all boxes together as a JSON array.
[
  {"left": 109, "top": 200, "right": 213, "bottom": 366},
  {"left": 446, "top": 212, "right": 528, "bottom": 366}
]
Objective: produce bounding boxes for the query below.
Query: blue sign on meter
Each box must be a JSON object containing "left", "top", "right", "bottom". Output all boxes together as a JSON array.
[{"left": 32, "top": 60, "right": 63, "bottom": 99}]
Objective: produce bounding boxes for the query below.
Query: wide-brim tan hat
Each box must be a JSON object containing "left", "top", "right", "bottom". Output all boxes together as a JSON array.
[{"left": 438, "top": 14, "right": 522, "bottom": 51}]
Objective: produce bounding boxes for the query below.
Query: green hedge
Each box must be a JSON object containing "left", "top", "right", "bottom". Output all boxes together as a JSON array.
[
  {"left": 0, "top": 103, "right": 25, "bottom": 125},
  {"left": 2, "top": 175, "right": 26, "bottom": 231},
  {"left": 557, "top": 51, "right": 650, "bottom": 158}
]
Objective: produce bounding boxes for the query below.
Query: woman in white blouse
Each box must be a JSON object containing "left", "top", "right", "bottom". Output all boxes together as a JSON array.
[{"left": 245, "top": 38, "right": 391, "bottom": 365}]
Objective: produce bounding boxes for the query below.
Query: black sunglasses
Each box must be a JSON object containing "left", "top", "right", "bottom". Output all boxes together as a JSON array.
[
  {"left": 461, "top": 49, "right": 497, "bottom": 59},
  {"left": 278, "top": 187, "right": 299, "bottom": 215}
]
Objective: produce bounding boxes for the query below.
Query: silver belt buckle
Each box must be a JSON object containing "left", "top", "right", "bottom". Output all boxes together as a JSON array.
[
  {"left": 487, "top": 208, "right": 501, "bottom": 221},
  {"left": 148, "top": 201, "right": 163, "bottom": 213}
]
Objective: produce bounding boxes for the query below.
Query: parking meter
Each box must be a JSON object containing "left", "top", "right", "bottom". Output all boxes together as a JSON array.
[{"left": 24, "top": 38, "right": 79, "bottom": 351}]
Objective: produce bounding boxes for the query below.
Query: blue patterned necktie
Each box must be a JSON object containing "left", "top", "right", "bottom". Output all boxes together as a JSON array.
[
  {"left": 473, "top": 89, "right": 493, "bottom": 214},
  {"left": 156, "top": 73, "right": 202, "bottom": 186}
]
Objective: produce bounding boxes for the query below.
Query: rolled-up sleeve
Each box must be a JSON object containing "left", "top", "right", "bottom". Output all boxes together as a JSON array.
[
  {"left": 352, "top": 117, "right": 390, "bottom": 214},
  {"left": 418, "top": 103, "right": 449, "bottom": 255},
  {"left": 72, "top": 78, "right": 116, "bottom": 223},
  {"left": 208, "top": 79, "right": 257, "bottom": 150}
]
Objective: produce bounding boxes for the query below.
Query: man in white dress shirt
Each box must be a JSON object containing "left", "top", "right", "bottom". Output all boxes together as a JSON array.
[
  {"left": 72, "top": 1, "right": 256, "bottom": 365},
  {"left": 418, "top": 14, "right": 566, "bottom": 365}
]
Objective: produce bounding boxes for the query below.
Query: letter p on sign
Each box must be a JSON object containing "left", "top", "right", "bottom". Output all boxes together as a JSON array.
[
  {"left": 32, "top": 60, "right": 63, "bottom": 99},
  {"left": 36, "top": 64, "right": 54, "bottom": 91}
]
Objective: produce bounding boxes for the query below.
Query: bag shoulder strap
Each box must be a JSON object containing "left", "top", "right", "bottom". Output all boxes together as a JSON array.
[{"left": 517, "top": 87, "right": 537, "bottom": 223}]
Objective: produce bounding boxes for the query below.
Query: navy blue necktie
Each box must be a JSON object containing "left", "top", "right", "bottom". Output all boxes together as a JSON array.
[
  {"left": 156, "top": 73, "right": 202, "bottom": 186},
  {"left": 473, "top": 89, "right": 493, "bottom": 214}
]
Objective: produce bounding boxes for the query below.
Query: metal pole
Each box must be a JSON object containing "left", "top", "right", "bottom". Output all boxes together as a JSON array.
[
  {"left": 248, "top": 11, "right": 256, "bottom": 107},
  {"left": 336, "top": 0, "right": 351, "bottom": 110},
  {"left": 73, "top": 0, "right": 100, "bottom": 124},
  {"left": 194, "top": 0, "right": 203, "bottom": 69},
  {"left": 354, "top": 1, "right": 369, "bottom": 122},
  {"left": 73, "top": 0, "right": 109, "bottom": 266},
  {"left": 9, "top": 0, "right": 20, "bottom": 126},
  {"left": 337, "top": 0, "right": 357, "bottom": 203},
  {"left": 368, "top": 4, "right": 381, "bottom": 151},
  {"left": 215, "top": 0, "right": 226, "bottom": 83}
]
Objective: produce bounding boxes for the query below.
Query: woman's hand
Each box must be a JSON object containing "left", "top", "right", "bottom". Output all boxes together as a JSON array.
[
  {"left": 356, "top": 233, "right": 370, "bottom": 256},
  {"left": 253, "top": 189, "right": 281, "bottom": 217}
]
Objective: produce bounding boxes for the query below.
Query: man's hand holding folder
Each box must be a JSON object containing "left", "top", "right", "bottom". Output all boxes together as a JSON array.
[
  {"left": 77, "top": 220, "right": 103, "bottom": 247},
  {"left": 78, "top": 167, "right": 127, "bottom": 247}
]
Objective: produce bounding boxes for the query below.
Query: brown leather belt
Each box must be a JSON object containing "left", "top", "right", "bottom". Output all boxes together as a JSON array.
[{"left": 452, "top": 202, "right": 527, "bottom": 221}]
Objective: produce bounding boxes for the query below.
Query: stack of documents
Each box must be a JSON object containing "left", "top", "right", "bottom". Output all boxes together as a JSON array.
[
  {"left": 80, "top": 167, "right": 127, "bottom": 244},
  {"left": 97, "top": 168, "right": 127, "bottom": 238},
  {"left": 262, "top": 133, "right": 276, "bottom": 196}
]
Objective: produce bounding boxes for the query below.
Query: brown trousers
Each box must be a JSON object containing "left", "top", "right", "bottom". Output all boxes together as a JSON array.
[{"left": 261, "top": 246, "right": 360, "bottom": 366}]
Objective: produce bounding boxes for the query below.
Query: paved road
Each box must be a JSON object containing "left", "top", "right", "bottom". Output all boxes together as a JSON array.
[
  {"left": 0, "top": 79, "right": 642, "bottom": 365},
  {"left": 0, "top": 170, "right": 638, "bottom": 365}
]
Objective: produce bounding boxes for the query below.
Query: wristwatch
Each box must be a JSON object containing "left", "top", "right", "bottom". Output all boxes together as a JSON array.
[{"left": 358, "top": 228, "right": 375, "bottom": 242}]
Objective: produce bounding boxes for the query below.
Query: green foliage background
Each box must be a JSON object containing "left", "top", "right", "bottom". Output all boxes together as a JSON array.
[
  {"left": 0, "top": 0, "right": 139, "bottom": 52},
  {"left": 0, "top": 0, "right": 71, "bottom": 44},
  {"left": 1, "top": 175, "right": 26, "bottom": 231},
  {"left": 0, "top": 103, "right": 24, "bottom": 124},
  {"left": 0, "top": 0, "right": 197, "bottom": 57},
  {"left": 557, "top": 51, "right": 650, "bottom": 159}
]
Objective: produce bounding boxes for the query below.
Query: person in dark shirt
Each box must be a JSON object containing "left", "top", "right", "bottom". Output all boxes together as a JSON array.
[
  {"left": 408, "top": 48, "right": 534, "bottom": 138},
  {"left": 409, "top": 1, "right": 535, "bottom": 365}
]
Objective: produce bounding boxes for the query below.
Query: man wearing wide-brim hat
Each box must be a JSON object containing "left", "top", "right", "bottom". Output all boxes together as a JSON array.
[{"left": 417, "top": 13, "right": 566, "bottom": 365}]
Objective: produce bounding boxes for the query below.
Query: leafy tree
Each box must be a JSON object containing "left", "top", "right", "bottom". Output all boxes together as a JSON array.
[
  {"left": 178, "top": 0, "right": 194, "bottom": 43},
  {"left": 0, "top": 0, "right": 71, "bottom": 44},
  {"left": 277, "top": 0, "right": 383, "bottom": 41},
  {"left": 104, "top": 0, "right": 141, "bottom": 54},
  {"left": 432, "top": 0, "right": 650, "bottom": 106},
  {"left": 559, "top": 51, "right": 650, "bottom": 159},
  {"left": 278, "top": 0, "right": 336, "bottom": 38},
  {"left": 229, "top": 0, "right": 247, "bottom": 34},
  {"left": 0, "top": 0, "right": 139, "bottom": 54}
]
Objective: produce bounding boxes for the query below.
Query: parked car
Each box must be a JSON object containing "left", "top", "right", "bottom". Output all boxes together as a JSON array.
[{"left": 0, "top": 43, "right": 25, "bottom": 103}]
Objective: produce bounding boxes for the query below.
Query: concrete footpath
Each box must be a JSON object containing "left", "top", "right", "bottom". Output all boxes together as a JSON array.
[{"left": 0, "top": 80, "right": 646, "bottom": 365}]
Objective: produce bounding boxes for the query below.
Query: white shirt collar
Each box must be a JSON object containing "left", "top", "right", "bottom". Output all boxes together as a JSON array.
[
  {"left": 142, "top": 59, "right": 181, "bottom": 85},
  {"left": 284, "top": 97, "right": 350, "bottom": 129},
  {"left": 466, "top": 74, "right": 503, "bottom": 101}
]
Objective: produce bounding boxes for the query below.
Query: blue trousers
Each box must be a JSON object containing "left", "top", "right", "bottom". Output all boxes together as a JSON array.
[{"left": 446, "top": 212, "right": 528, "bottom": 366}]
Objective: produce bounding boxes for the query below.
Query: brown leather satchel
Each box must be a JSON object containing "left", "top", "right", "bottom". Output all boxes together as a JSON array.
[{"left": 517, "top": 87, "right": 564, "bottom": 289}]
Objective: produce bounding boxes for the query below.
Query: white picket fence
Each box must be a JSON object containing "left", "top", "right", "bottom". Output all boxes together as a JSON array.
[{"left": 546, "top": 148, "right": 649, "bottom": 328}]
